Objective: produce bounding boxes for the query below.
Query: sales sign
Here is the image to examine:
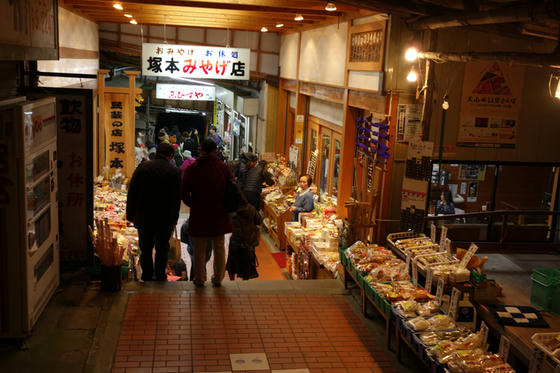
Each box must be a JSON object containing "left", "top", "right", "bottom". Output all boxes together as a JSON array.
[
  {"left": 156, "top": 84, "right": 215, "bottom": 101},
  {"left": 142, "top": 43, "right": 250, "bottom": 80}
]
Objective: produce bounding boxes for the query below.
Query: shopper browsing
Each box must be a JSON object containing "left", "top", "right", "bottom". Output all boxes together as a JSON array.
[
  {"left": 181, "top": 138, "right": 232, "bottom": 287},
  {"left": 290, "top": 174, "right": 314, "bottom": 222},
  {"left": 242, "top": 154, "right": 274, "bottom": 212},
  {"left": 126, "top": 142, "right": 181, "bottom": 281}
]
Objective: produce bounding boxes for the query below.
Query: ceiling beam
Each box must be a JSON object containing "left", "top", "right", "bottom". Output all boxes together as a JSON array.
[{"left": 419, "top": 50, "right": 560, "bottom": 69}]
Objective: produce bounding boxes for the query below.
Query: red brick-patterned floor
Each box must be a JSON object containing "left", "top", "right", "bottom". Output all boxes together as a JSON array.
[{"left": 113, "top": 293, "right": 398, "bottom": 373}]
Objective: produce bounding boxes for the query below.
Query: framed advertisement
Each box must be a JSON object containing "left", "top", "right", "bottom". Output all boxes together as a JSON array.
[{"left": 0, "top": 0, "right": 59, "bottom": 60}]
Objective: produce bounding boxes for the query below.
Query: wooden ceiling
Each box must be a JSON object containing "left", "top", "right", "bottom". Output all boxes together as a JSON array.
[{"left": 60, "top": 0, "right": 365, "bottom": 32}]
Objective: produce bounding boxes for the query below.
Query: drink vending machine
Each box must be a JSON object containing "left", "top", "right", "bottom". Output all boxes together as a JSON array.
[{"left": 0, "top": 97, "right": 59, "bottom": 339}]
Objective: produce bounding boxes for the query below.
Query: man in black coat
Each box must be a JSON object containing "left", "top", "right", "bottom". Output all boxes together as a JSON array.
[
  {"left": 242, "top": 154, "right": 274, "bottom": 212},
  {"left": 126, "top": 143, "right": 181, "bottom": 281}
]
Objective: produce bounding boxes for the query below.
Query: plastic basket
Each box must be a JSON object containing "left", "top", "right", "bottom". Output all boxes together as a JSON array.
[
  {"left": 531, "top": 333, "right": 560, "bottom": 365},
  {"left": 530, "top": 268, "right": 560, "bottom": 314}
]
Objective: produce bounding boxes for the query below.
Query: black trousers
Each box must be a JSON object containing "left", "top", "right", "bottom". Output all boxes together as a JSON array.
[
  {"left": 137, "top": 226, "right": 173, "bottom": 281},
  {"left": 244, "top": 190, "right": 261, "bottom": 212}
]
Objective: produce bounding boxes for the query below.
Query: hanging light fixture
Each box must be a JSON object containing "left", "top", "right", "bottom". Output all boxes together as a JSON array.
[
  {"left": 130, "top": 19, "right": 138, "bottom": 25},
  {"left": 260, "top": 26, "right": 268, "bottom": 32},
  {"left": 113, "top": 3, "right": 123, "bottom": 10},
  {"left": 405, "top": 47, "right": 419, "bottom": 61},
  {"left": 325, "top": 2, "right": 337, "bottom": 11},
  {"left": 294, "top": 14, "right": 304, "bottom": 21},
  {"left": 548, "top": 72, "right": 560, "bottom": 99},
  {"left": 406, "top": 67, "right": 418, "bottom": 82},
  {"left": 124, "top": 14, "right": 133, "bottom": 18},
  {"left": 276, "top": 23, "right": 284, "bottom": 28},
  {"left": 442, "top": 95, "right": 450, "bottom": 110}
]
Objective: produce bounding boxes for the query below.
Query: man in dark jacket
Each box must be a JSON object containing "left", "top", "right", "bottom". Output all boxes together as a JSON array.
[
  {"left": 242, "top": 154, "right": 274, "bottom": 211},
  {"left": 126, "top": 143, "right": 181, "bottom": 281},
  {"left": 181, "top": 138, "right": 232, "bottom": 287}
]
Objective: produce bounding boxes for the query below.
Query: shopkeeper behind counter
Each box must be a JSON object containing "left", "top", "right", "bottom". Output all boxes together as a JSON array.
[{"left": 290, "top": 174, "right": 314, "bottom": 222}]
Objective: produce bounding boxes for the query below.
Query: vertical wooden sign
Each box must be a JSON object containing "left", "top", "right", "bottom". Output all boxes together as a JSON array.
[{"left": 97, "top": 70, "right": 141, "bottom": 180}]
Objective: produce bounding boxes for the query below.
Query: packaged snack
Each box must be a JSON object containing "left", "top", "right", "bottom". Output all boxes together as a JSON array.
[{"left": 408, "top": 316, "right": 430, "bottom": 331}]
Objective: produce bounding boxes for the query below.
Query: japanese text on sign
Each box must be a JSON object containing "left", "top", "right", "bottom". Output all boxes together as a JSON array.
[
  {"left": 142, "top": 43, "right": 250, "bottom": 80},
  {"left": 156, "top": 84, "right": 216, "bottom": 101},
  {"left": 109, "top": 101, "right": 124, "bottom": 169}
]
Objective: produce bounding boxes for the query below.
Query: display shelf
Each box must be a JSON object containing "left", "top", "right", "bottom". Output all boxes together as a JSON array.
[{"left": 263, "top": 202, "right": 291, "bottom": 251}]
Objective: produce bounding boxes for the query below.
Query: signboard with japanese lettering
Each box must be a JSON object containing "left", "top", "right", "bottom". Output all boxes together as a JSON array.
[
  {"left": 156, "top": 84, "right": 215, "bottom": 101},
  {"left": 142, "top": 43, "right": 250, "bottom": 80},
  {"left": 458, "top": 62, "right": 525, "bottom": 148},
  {"left": 104, "top": 93, "right": 133, "bottom": 178},
  {"left": 29, "top": 89, "right": 95, "bottom": 264}
]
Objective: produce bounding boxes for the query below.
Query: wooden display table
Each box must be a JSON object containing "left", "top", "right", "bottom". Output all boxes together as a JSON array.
[
  {"left": 263, "top": 202, "right": 291, "bottom": 251},
  {"left": 286, "top": 235, "right": 336, "bottom": 280}
]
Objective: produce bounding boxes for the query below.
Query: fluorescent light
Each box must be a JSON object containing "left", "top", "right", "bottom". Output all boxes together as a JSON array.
[
  {"left": 130, "top": 19, "right": 137, "bottom": 24},
  {"left": 261, "top": 26, "right": 268, "bottom": 32},
  {"left": 124, "top": 14, "right": 133, "bottom": 18},
  {"left": 294, "top": 14, "right": 304, "bottom": 21},
  {"left": 174, "top": 77, "right": 214, "bottom": 86},
  {"left": 405, "top": 47, "right": 418, "bottom": 61},
  {"left": 113, "top": 3, "right": 123, "bottom": 10},
  {"left": 555, "top": 81, "right": 560, "bottom": 98},
  {"left": 276, "top": 23, "right": 284, "bottom": 28},
  {"left": 325, "top": 2, "right": 337, "bottom": 11}
]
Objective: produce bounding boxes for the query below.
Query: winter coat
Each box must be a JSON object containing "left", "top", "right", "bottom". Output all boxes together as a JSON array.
[
  {"left": 185, "top": 137, "right": 199, "bottom": 158},
  {"left": 126, "top": 157, "right": 181, "bottom": 230},
  {"left": 243, "top": 165, "right": 274, "bottom": 193},
  {"left": 231, "top": 203, "right": 262, "bottom": 248},
  {"left": 181, "top": 153, "right": 232, "bottom": 236},
  {"left": 291, "top": 189, "right": 314, "bottom": 222}
]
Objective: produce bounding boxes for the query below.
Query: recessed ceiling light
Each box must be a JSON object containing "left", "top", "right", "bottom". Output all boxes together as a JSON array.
[
  {"left": 325, "top": 2, "right": 337, "bottom": 11},
  {"left": 276, "top": 23, "right": 284, "bottom": 28},
  {"left": 261, "top": 26, "right": 268, "bottom": 32},
  {"left": 113, "top": 3, "right": 123, "bottom": 10},
  {"left": 294, "top": 14, "right": 304, "bottom": 21},
  {"left": 130, "top": 19, "right": 138, "bottom": 25},
  {"left": 124, "top": 14, "right": 133, "bottom": 18}
]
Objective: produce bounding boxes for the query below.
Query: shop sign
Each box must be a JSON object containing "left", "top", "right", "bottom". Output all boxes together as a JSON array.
[
  {"left": 103, "top": 94, "right": 133, "bottom": 178},
  {"left": 396, "top": 104, "right": 422, "bottom": 142},
  {"left": 156, "top": 84, "right": 215, "bottom": 101},
  {"left": 458, "top": 62, "right": 525, "bottom": 148},
  {"left": 142, "top": 43, "right": 250, "bottom": 80}
]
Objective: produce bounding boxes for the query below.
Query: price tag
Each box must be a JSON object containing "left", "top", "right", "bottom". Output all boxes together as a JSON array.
[
  {"left": 446, "top": 238, "right": 452, "bottom": 257},
  {"left": 431, "top": 224, "right": 436, "bottom": 243},
  {"left": 440, "top": 225, "right": 448, "bottom": 247},
  {"left": 436, "top": 278, "right": 445, "bottom": 304},
  {"left": 460, "top": 243, "right": 479, "bottom": 268},
  {"left": 406, "top": 252, "right": 411, "bottom": 272},
  {"left": 425, "top": 268, "right": 434, "bottom": 293},
  {"left": 498, "top": 335, "right": 511, "bottom": 363},
  {"left": 412, "top": 260, "right": 418, "bottom": 286},
  {"left": 529, "top": 347, "right": 545, "bottom": 373},
  {"left": 449, "top": 287, "right": 461, "bottom": 320},
  {"left": 480, "top": 321, "right": 489, "bottom": 351}
]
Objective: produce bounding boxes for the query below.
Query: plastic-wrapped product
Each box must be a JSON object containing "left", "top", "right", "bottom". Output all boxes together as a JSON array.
[{"left": 408, "top": 316, "right": 430, "bottom": 331}]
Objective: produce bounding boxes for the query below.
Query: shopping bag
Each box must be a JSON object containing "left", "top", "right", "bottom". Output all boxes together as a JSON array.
[
  {"left": 168, "top": 226, "right": 182, "bottom": 261},
  {"left": 223, "top": 178, "right": 245, "bottom": 213}
]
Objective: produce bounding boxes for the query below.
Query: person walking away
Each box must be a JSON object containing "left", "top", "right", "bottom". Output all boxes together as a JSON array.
[
  {"left": 184, "top": 129, "right": 200, "bottom": 158},
  {"left": 181, "top": 138, "right": 232, "bottom": 287},
  {"left": 226, "top": 197, "right": 262, "bottom": 280},
  {"left": 290, "top": 174, "right": 314, "bottom": 222},
  {"left": 242, "top": 154, "right": 274, "bottom": 212},
  {"left": 208, "top": 125, "right": 222, "bottom": 147},
  {"left": 180, "top": 219, "right": 213, "bottom": 281},
  {"left": 126, "top": 143, "right": 181, "bottom": 281}
]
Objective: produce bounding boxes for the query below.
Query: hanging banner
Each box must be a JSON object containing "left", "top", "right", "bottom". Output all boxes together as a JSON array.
[
  {"left": 103, "top": 93, "right": 134, "bottom": 178},
  {"left": 458, "top": 62, "right": 525, "bottom": 148},
  {"left": 294, "top": 114, "right": 304, "bottom": 144},
  {"left": 142, "top": 43, "right": 250, "bottom": 80},
  {"left": 156, "top": 84, "right": 215, "bottom": 101}
]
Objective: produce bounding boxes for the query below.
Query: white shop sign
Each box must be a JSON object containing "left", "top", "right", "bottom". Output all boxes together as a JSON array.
[
  {"left": 156, "top": 84, "right": 216, "bottom": 101},
  {"left": 142, "top": 43, "right": 250, "bottom": 80}
]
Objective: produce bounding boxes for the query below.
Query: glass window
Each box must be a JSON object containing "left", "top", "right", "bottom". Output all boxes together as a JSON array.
[{"left": 320, "top": 133, "right": 330, "bottom": 195}]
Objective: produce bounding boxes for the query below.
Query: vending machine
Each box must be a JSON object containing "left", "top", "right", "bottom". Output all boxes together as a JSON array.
[{"left": 0, "top": 97, "right": 59, "bottom": 339}]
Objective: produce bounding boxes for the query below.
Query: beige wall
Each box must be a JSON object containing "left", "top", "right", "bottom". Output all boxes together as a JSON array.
[{"left": 38, "top": 7, "right": 99, "bottom": 87}]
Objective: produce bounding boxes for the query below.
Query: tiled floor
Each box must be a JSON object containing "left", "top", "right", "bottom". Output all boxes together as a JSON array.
[{"left": 112, "top": 293, "right": 397, "bottom": 373}]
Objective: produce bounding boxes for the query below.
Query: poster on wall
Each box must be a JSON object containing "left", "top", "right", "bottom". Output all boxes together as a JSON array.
[
  {"left": 289, "top": 145, "right": 299, "bottom": 170},
  {"left": 458, "top": 62, "right": 525, "bottom": 148},
  {"left": 294, "top": 115, "right": 304, "bottom": 144},
  {"left": 459, "top": 164, "right": 486, "bottom": 180},
  {"left": 467, "top": 181, "right": 479, "bottom": 202},
  {"left": 396, "top": 104, "right": 422, "bottom": 142}
]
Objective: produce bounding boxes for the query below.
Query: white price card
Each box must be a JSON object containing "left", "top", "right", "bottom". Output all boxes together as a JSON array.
[
  {"left": 498, "top": 335, "right": 511, "bottom": 363},
  {"left": 480, "top": 321, "right": 489, "bottom": 351},
  {"left": 460, "top": 243, "right": 479, "bottom": 268},
  {"left": 425, "top": 268, "right": 434, "bottom": 294},
  {"left": 449, "top": 287, "right": 461, "bottom": 321},
  {"left": 440, "top": 225, "right": 448, "bottom": 247},
  {"left": 431, "top": 224, "right": 436, "bottom": 243},
  {"left": 446, "top": 238, "right": 452, "bottom": 257},
  {"left": 529, "top": 347, "right": 545, "bottom": 373},
  {"left": 412, "top": 260, "right": 418, "bottom": 287},
  {"left": 436, "top": 278, "right": 445, "bottom": 304}
]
